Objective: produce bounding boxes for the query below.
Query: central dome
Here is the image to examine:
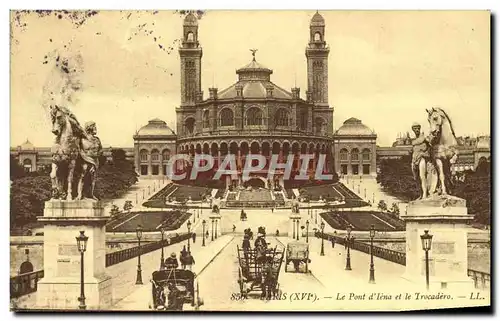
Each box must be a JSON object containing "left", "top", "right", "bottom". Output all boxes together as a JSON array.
[
  {"left": 236, "top": 59, "right": 273, "bottom": 81},
  {"left": 136, "top": 118, "right": 176, "bottom": 137},
  {"left": 217, "top": 56, "right": 293, "bottom": 100},
  {"left": 335, "top": 118, "right": 375, "bottom": 136}
]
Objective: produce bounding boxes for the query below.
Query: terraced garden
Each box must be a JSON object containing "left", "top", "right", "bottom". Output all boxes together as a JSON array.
[{"left": 321, "top": 210, "right": 405, "bottom": 231}]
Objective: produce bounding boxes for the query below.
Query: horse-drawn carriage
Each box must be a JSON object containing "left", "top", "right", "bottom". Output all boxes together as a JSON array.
[
  {"left": 149, "top": 268, "right": 203, "bottom": 311},
  {"left": 285, "top": 241, "right": 310, "bottom": 273},
  {"left": 236, "top": 245, "right": 284, "bottom": 299}
]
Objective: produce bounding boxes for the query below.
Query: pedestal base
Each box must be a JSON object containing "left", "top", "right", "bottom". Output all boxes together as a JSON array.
[
  {"left": 36, "top": 274, "right": 112, "bottom": 310},
  {"left": 402, "top": 195, "right": 475, "bottom": 294},
  {"left": 401, "top": 273, "right": 475, "bottom": 292}
]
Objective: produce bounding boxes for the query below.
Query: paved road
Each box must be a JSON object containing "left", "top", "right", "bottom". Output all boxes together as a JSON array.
[{"left": 196, "top": 236, "right": 327, "bottom": 311}]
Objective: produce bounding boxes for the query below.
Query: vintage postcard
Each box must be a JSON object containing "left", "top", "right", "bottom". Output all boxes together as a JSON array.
[{"left": 9, "top": 10, "right": 491, "bottom": 312}]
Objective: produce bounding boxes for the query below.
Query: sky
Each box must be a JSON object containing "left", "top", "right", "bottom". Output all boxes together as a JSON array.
[{"left": 10, "top": 10, "right": 490, "bottom": 148}]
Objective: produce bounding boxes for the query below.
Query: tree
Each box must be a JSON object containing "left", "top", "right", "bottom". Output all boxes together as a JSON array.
[
  {"left": 376, "top": 155, "right": 419, "bottom": 201},
  {"left": 10, "top": 155, "right": 26, "bottom": 180},
  {"left": 377, "top": 200, "right": 388, "bottom": 212},
  {"left": 377, "top": 156, "right": 491, "bottom": 225},
  {"left": 111, "top": 148, "right": 127, "bottom": 162},
  {"left": 123, "top": 200, "right": 133, "bottom": 213},
  {"left": 11, "top": 159, "right": 139, "bottom": 231}
]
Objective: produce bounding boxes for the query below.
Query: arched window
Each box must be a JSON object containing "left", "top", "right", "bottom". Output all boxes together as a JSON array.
[
  {"left": 185, "top": 118, "right": 195, "bottom": 134},
  {"left": 203, "top": 110, "right": 210, "bottom": 128},
  {"left": 275, "top": 108, "right": 290, "bottom": 127},
  {"left": 140, "top": 149, "right": 148, "bottom": 162},
  {"left": 340, "top": 149, "right": 348, "bottom": 161},
  {"left": 151, "top": 149, "right": 160, "bottom": 162},
  {"left": 22, "top": 158, "right": 32, "bottom": 172},
  {"left": 187, "top": 32, "right": 194, "bottom": 41},
  {"left": 315, "top": 117, "right": 325, "bottom": 135},
  {"left": 314, "top": 32, "right": 322, "bottom": 42},
  {"left": 162, "top": 149, "right": 171, "bottom": 162},
  {"left": 362, "top": 148, "right": 371, "bottom": 161},
  {"left": 299, "top": 107, "right": 308, "bottom": 130},
  {"left": 219, "top": 108, "right": 234, "bottom": 126},
  {"left": 246, "top": 107, "right": 263, "bottom": 126},
  {"left": 351, "top": 148, "right": 360, "bottom": 161}
]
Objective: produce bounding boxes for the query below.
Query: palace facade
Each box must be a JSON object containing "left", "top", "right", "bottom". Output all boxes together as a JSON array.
[{"left": 174, "top": 12, "right": 335, "bottom": 188}]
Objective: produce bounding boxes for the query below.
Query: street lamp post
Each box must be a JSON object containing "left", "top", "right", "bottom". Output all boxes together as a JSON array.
[
  {"left": 369, "top": 224, "right": 376, "bottom": 283},
  {"left": 296, "top": 220, "right": 299, "bottom": 241},
  {"left": 215, "top": 219, "right": 218, "bottom": 239},
  {"left": 202, "top": 220, "right": 206, "bottom": 246},
  {"left": 135, "top": 225, "right": 143, "bottom": 285},
  {"left": 364, "top": 188, "right": 367, "bottom": 199},
  {"left": 159, "top": 226, "right": 166, "bottom": 270},
  {"left": 372, "top": 192, "right": 375, "bottom": 204},
  {"left": 345, "top": 226, "right": 352, "bottom": 270},
  {"left": 306, "top": 220, "right": 309, "bottom": 243},
  {"left": 76, "top": 231, "right": 88, "bottom": 310},
  {"left": 292, "top": 219, "right": 296, "bottom": 239},
  {"left": 187, "top": 220, "right": 192, "bottom": 252},
  {"left": 211, "top": 219, "right": 214, "bottom": 241},
  {"left": 420, "top": 230, "right": 433, "bottom": 290},
  {"left": 315, "top": 210, "right": 317, "bottom": 224},
  {"left": 320, "top": 221, "right": 325, "bottom": 256}
]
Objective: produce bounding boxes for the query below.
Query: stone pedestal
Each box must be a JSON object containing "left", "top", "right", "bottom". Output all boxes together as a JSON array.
[
  {"left": 36, "top": 200, "right": 112, "bottom": 310},
  {"left": 209, "top": 213, "right": 222, "bottom": 238},
  {"left": 401, "top": 195, "right": 474, "bottom": 291},
  {"left": 288, "top": 213, "right": 303, "bottom": 240}
]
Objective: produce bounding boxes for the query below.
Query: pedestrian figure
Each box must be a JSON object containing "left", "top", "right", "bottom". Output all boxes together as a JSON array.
[
  {"left": 331, "top": 236, "right": 335, "bottom": 248},
  {"left": 271, "top": 207, "right": 274, "bottom": 213},
  {"left": 192, "top": 232, "right": 196, "bottom": 244},
  {"left": 164, "top": 253, "right": 179, "bottom": 270},
  {"left": 233, "top": 224, "right": 236, "bottom": 233},
  {"left": 205, "top": 230, "right": 209, "bottom": 239},
  {"left": 276, "top": 229, "right": 280, "bottom": 237},
  {"left": 184, "top": 251, "right": 195, "bottom": 271}
]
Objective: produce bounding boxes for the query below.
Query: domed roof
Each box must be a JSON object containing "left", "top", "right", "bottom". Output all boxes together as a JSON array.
[
  {"left": 183, "top": 12, "right": 198, "bottom": 26},
  {"left": 19, "top": 139, "right": 35, "bottom": 151},
  {"left": 310, "top": 11, "right": 325, "bottom": 26},
  {"left": 335, "top": 118, "right": 375, "bottom": 136},
  {"left": 136, "top": 119, "right": 176, "bottom": 137}
]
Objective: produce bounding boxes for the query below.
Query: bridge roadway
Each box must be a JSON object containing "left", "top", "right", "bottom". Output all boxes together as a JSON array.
[{"left": 111, "top": 209, "right": 490, "bottom": 311}]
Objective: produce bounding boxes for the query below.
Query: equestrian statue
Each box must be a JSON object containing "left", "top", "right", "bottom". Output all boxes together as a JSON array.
[
  {"left": 411, "top": 107, "right": 458, "bottom": 200},
  {"left": 49, "top": 105, "right": 103, "bottom": 201}
]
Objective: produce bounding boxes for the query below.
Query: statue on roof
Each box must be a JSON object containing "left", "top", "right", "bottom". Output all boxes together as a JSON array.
[{"left": 250, "top": 49, "right": 258, "bottom": 61}]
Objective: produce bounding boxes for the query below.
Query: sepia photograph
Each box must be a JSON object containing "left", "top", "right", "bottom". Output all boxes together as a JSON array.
[{"left": 8, "top": 8, "right": 491, "bottom": 312}]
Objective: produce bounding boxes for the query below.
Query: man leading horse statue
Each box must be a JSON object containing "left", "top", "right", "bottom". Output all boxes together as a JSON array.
[
  {"left": 411, "top": 107, "right": 458, "bottom": 200},
  {"left": 49, "top": 105, "right": 103, "bottom": 201}
]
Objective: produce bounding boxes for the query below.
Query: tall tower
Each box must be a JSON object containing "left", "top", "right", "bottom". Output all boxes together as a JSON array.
[
  {"left": 306, "top": 11, "right": 330, "bottom": 107},
  {"left": 179, "top": 12, "right": 203, "bottom": 106}
]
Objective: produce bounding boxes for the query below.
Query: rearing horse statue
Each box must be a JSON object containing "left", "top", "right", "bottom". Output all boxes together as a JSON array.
[
  {"left": 426, "top": 107, "right": 458, "bottom": 196},
  {"left": 49, "top": 105, "right": 86, "bottom": 200}
]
